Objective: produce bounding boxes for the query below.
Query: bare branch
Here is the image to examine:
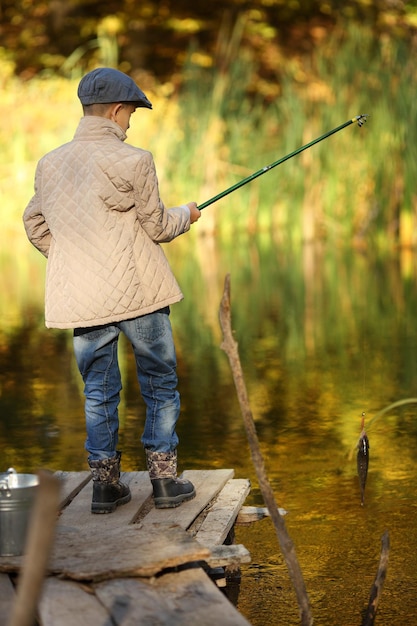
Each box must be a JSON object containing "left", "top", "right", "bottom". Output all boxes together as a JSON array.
[
  {"left": 362, "top": 530, "right": 390, "bottom": 626},
  {"left": 219, "top": 274, "right": 313, "bottom": 626}
]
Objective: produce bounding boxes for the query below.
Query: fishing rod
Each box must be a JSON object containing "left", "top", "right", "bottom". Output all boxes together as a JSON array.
[{"left": 197, "top": 114, "right": 369, "bottom": 211}]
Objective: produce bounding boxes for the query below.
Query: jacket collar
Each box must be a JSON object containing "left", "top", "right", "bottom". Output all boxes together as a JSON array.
[{"left": 74, "top": 116, "right": 127, "bottom": 142}]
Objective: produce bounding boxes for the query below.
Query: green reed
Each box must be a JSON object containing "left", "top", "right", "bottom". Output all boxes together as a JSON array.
[
  {"left": 1, "top": 19, "right": 416, "bottom": 299},
  {"left": 174, "top": 21, "right": 417, "bottom": 247}
]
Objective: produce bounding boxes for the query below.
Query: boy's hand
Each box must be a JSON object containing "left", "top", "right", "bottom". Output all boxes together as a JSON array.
[{"left": 187, "top": 202, "right": 201, "bottom": 224}]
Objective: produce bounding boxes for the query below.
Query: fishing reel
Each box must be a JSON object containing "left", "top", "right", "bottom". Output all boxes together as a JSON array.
[{"left": 355, "top": 114, "right": 369, "bottom": 127}]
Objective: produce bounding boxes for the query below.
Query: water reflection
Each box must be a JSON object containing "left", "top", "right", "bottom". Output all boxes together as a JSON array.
[{"left": 1, "top": 236, "right": 417, "bottom": 625}]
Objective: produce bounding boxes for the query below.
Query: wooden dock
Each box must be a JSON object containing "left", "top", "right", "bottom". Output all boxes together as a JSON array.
[{"left": 0, "top": 469, "right": 255, "bottom": 625}]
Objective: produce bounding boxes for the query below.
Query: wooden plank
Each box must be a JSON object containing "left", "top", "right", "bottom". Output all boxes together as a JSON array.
[
  {"left": 54, "top": 471, "right": 91, "bottom": 510},
  {"left": 49, "top": 522, "right": 211, "bottom": 581},
  {"left": 57, "top": 471, "right": 152, "bottom": 530},
  {"left": 96, "top": 577, "right": 171, "bottom": 625},
  {"left": 141, "top": 469, "right": 235, "bottom": 530},
  {"left": 235, "top": 505, "right": 270, "bottom": 525},
  {"left": 39, "top": 577, "right": 109, "bottom": 626},
  {"left": 235, "top": 505, "right": 287, "bottom": 525},
  {"left": 0, "top": 471, "right": 238, "bottom": 575},
  {"left": 0, "top": 573, "right": 15, "bottom": 624},
  {"left": 56, "top": 470, "right": 236, "bottom": 534},
  {"left": 0, "top": 557, "right": 22, "bottom": 574},
  {"left": 194, "top": 478, "right": 251, "bottom": 547},
  {"left": 94, "top": 566, "right": 253, "bottom": 625},
  {"left": 206, "top": 544, "right": 251, "bottom": 569}
]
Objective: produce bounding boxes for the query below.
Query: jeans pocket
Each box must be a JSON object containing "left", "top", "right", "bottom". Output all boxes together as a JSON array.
[{"left": 134, "top": 309, "right": 170, "bottom": 343}]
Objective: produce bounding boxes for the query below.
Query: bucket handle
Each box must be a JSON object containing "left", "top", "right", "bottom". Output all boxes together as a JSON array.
[{"left": 0, "top": 468, "right": 18, "bottom": 497}]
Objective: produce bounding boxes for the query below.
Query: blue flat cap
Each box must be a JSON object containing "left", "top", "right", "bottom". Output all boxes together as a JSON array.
[{"left": 78, "top": 67, "right": 152, "bottom": 109}]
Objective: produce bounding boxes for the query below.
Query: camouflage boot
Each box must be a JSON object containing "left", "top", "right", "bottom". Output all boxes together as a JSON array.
[
  {"left": 88, "top": 451, "right": 131, "bottom": 514},
  {"left": 145, "top": 449, "right": 196, "bottom": 509}
]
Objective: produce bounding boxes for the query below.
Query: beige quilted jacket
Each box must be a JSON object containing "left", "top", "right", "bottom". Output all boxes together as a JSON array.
[{"left": 23, "top": 116, "right": 191, "bottom": 329}]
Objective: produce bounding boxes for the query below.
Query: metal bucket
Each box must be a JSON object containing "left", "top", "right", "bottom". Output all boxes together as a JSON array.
[{"left": 0, "top": 468, "right": 39, "bottom": 556}]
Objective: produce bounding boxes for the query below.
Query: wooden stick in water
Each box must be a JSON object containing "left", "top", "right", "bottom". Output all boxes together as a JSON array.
[
  {"left": 219, "top": 273, "right": 313, "bottom": 626},
  {"left": 362, "top": 530, "right": 390, "bottom": 626}
]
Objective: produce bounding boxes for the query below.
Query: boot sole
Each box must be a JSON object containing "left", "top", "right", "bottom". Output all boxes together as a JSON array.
[
  {"left": 154, "top": 488, "right": 196, "bottom": 509},
  {"left": 91, "top": 492, "right": 132, "bottom": 514}
]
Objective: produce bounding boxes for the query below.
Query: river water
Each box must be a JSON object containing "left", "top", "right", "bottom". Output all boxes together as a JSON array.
[{"left": 1, "top": 235, "right": 417, "bottom": 625}]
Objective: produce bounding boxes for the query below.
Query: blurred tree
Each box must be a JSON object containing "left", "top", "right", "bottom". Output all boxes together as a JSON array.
[{"left": 0, "top": 0, "right": 413, "bottom": 90}]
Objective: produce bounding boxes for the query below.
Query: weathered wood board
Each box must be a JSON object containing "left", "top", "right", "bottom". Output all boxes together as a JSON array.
[
  {"left": 96, "top": 567, "right": 253, "bottom": 625},
  {"left": 207, "top": 544, "right": 251, "bottom": 569},
  {"left": 54, "top": 471, "right": 91, "bottom": 509},
  {"left": 194, "top": 478, "right": 251, "bottom": 546},
  {"left": 57, "top": 471, "right": 152, "bottom": 529},
  {"left": 39, "top": 578, "right": 109, "bottom": 625},
  {"left": 39, "top": 567, "right": 253, "bottom": 626},
  {"left": 0, "top": 572, "right": 14, "bottom": 624},
  {"left": 140, "top": 469, "right": 235, "bottom": 530},
  {"left": 51, "top": 522, "right": 211, "bottom": 581},
  {"left": 0, "top": 470, "right": 253, "bottom": 626}
]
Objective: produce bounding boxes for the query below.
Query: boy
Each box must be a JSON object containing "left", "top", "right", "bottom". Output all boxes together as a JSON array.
[{"left": 23, "top": 67, "right": 201, "bottom": 513}]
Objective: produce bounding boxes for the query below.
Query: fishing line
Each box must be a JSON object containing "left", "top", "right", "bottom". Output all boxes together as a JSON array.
[
  {"left": 359, "top": 255, "right": 369, "bottom": 413},
  {"left": 349, "top": 398, "right": 417, "bottom": 459},
  {"left": 355, "top": 235, "right": 371, "bottom": 504}
]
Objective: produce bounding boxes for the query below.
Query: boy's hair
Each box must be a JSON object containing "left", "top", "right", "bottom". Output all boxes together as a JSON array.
[{"left": 82, "top": 102, "right": 116, "bottom": 116}]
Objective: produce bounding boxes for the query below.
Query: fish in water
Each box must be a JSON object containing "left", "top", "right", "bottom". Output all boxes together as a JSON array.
[{"left": 357, "top": 412, "right": 369, "bottom": 505}]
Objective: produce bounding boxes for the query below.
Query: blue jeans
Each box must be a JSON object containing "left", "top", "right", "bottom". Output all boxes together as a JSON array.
[{"left": 73, "top": 308, "right": 180, "bottom": 461}]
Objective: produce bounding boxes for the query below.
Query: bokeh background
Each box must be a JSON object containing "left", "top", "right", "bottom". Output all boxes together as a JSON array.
[{"left": 2, "top": 2, "right": 417, "bottom": 624}]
